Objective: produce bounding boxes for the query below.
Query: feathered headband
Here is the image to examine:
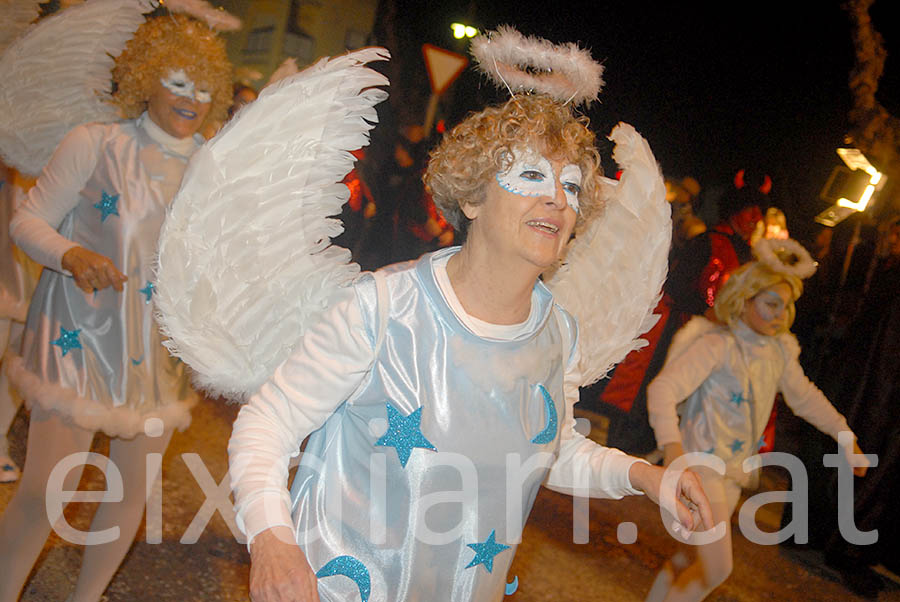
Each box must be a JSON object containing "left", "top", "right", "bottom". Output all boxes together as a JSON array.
[
  {"left": 471, "top": 25, "right": 604, "bottom": 105},
  {"left": 752, "top": 237, "right": 817, "bottom": 280}
]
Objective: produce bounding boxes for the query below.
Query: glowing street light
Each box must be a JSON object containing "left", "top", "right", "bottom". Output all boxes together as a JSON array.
[
  {"left": 816, "top": 147, "right": 887, "bottom": 227},
  {"left": 834, "top": 147, "right": 884, "bottom": 212},
  {"left": 451, "top": 23, "right": 478, "bottom": 39}
]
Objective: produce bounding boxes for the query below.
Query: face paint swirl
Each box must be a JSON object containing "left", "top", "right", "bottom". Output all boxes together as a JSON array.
[{"left": 496, "top": 148, "right": 582, "bottom": 214}]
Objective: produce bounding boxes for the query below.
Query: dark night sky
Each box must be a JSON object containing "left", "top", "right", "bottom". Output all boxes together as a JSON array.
[{"left": 387, "top": 0, "right": 898, "bottom": 237}]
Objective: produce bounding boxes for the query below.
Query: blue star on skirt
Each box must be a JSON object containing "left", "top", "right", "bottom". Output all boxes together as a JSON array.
[
  {"left": 466, "top": 530, "right": 510, "bottom": 573},
  {"left": 51, "top": 326, "right": 82, "bottom": 356},
  {"left": 729, "top": 392, "right": 746, "bottom": 406},
  {"left": 729, "top": 438, "right": 745, "bottom": 454},
  {"left": 375, "top": 403, "right": 436, "bottom": 467},
  {"left": 139, "top": 281, "right": 155, "bottom": 303},
  {"left": 93, "top": 190, "right": 120, "bottom": 222}
]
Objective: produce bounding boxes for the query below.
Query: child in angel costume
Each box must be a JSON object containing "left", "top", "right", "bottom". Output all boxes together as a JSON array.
[
  {"left": 0, "top": 2, "right": 233, "bottom": 599},
  {"left": 645, "top": 238, "right": 869, "bottom": 602},
  {"left": 153, "top": 27, "right": 712, "bottom": 601}
]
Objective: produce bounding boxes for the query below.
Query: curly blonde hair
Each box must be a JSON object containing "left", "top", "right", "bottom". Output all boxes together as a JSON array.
[
  {"left": 424, "top": 94, "right": 604, "bottom": 234},
  {"left": 713, "top": 261, "right": 803, "bottom": 333},
  {"left": 111, "top": 14, "right": 232, "bottom": 131}
]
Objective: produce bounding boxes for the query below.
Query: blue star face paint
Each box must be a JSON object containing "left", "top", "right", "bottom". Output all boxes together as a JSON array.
[{"left": 495, "top": 147, "right": 582, "bottom": 213}]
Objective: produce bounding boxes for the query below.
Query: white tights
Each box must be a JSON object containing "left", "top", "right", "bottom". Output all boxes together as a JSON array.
[
  {"left": 0, "top": 404, "right": 172, "bottom": 602},
  {"left": 0, "top": 317, "right": 24, "bottom": 455},
  {"left": 646, "top": 470, "right": 741, "bottom": 602}
]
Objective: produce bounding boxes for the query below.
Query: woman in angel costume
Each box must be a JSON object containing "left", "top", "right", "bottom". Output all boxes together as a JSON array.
[
  {"left": 0, "top": 8, "right": 231, "bottom": 600},
  {"left": 646, "top": 238, "right": 868, "bottom": 602},
  {"left": 153, "top": 28, "right": 711, "bottom": 601}
]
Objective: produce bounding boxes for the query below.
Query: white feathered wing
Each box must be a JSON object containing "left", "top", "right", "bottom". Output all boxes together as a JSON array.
[
  {"left": 546, "top": 122, "right": 671, "bottom": 387},
  {"left": 155, "top": 47, "right": 390, "bottom": 401},
  {"left": 0, "top": 0, "right": 154, "bottom": 176}
]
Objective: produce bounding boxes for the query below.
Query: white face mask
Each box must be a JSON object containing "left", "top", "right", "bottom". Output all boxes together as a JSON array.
[
  {"left": 495, "top": 147, "right": 582, "bottom": 213},
  {"left": 160, "top": 69, "right": 212, "bottom": 104}
]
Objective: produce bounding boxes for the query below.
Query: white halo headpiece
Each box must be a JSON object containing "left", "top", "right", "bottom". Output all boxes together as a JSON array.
[
  {"left": 471, "top": 25, "right": 603, "bottom": 105},
  {"left": 752, "top": 237, "right": 817, "bottom": 279},
  {"left": 161, "top": 0, "right": 241, "bottom": 31}
]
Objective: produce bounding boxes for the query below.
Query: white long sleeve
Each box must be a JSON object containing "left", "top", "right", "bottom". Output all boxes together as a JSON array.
[
  {"left": 544, "top": 337, "right": 646, "bottom": 499},
  {"left": 647, "top": 332, "right": 726, "bottom": 447},
  {"left": 778, "top": 340, "right": 851, "bottom": 441},
  {"left": 228, "top": 285, "right": 375, "bottom": 543},
  {"left": 9, "top": 124, "right": 99, "bottom": 273}
]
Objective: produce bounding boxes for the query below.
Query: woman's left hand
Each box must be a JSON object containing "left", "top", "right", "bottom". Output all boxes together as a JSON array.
[{"left": 629, "top": 461, "right": 714, "bottom": 533}]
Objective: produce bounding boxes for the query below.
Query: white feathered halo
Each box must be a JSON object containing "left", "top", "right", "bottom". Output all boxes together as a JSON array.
[
  {"left": 154, "top": 47, "right": 390, "bottom": 401},
  {"left": 752, "top": 237, "right": 817, "bottom": 280},
  {"left": 471, "top": 25, "right": 604, "bottom": 105}
]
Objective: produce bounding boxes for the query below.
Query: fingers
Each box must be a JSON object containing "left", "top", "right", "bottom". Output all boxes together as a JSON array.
[
  {"left": 854, "top": 465, "right": 868, "bottom": 478},
  {"left": 67, "top": 248, "right": 127, "bottom": 293},
  {"left": 679, "top": 473, "right": 714, "bottom": 531}
]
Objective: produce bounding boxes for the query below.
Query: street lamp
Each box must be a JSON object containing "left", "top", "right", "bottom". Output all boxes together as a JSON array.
[
  {"left": 450, "top": 23, "right": 478, "bottom": 39},
  {"left": 816, "top": 147, "right": 887, "bottom": 227}
]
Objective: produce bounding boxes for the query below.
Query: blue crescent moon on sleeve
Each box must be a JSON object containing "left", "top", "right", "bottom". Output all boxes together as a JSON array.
[
  {"left": 530, "top": 384, "right": 558, "bottom": 444},
  {"left": 506, "top": 575, "right": 519, "bottom": 595},
  {"left": 315, "top": 555, "right": 371, "bottom": 601}
]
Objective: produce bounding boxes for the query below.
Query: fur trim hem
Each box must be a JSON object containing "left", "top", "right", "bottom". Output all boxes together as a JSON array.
[{"left": 7, "top": 356, "right": 194, "bottom": 438}]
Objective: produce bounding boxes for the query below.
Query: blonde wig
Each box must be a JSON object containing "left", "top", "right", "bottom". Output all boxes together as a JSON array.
[
  {"left": 713, "top": 261, "right": 803, "bottom": 333},
  {"left": 111, "top": 14, "right": 232, "bottom": 131},
  {"left": 424, "top": 94, "right": 604, "bottom": 234}
]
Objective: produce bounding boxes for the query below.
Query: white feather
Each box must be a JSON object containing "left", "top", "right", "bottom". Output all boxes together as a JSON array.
[
  {"left": 471, "top": 26, "right": 604, "bottom": 105},
  {"left": 546, "top": 123, "right": 671, "bottom": 386},
  {"left": 0, "top": 0, "right": 154, "bottom": 176},
  {"left": 0, "top": 0, "right": 41, "bottom": 56},
  {"left": 154, "top": 47, "right": 390, "bottom": 401}
]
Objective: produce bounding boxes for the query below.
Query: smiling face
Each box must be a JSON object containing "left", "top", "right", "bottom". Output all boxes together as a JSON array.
[
  {"left": 741, "top": 281, "right": 793, "bottom": 336},
  {"left": 464, "top": 146, "right": 579, "bottom": 273},
  {"left": 146, "top": 69, "right": 212, "bottom": 139}
]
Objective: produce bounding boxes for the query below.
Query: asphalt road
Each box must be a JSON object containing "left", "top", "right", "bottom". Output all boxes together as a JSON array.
[{"left": 2, "top": 398, "right": 898, "bottom": 601}]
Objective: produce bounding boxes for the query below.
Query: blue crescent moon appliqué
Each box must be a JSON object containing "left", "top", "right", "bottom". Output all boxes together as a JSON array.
[
  {"left": 530, "top": 384, "right": 558, "bottom": 444},
  {"left": 315, "top": 555, "right": 371, "bottom": 601}
]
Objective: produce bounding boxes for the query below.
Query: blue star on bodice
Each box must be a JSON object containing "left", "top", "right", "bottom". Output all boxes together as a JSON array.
[
  {"left": 139, "top": 281, "right": 155, "bottom": 304},
  {"left": 51, "top": 326, "right": 82, "bottom": 356},
  {"left": 93, "top": 190, "right": 120, "bottom": 222},
  {"left": 729, "top": 438, "right": 745, "bottom": 454},
  {"left": 375, "top": 402, "right": 437, "bottom": 467},
  {"left": 465, "top": 530, "right": 510, "bottom": 573},
  {"left": 729, "top": 391, "right": 747, "bottom": 406},
  {"left": 757, "top": 436, "right": 766, "bottom": 451}
]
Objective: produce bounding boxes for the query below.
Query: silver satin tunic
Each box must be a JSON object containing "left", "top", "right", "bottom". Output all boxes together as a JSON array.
[
  {"left": 11, "top": 120, "right": 195, "bottom": 437},
  {"left": 292, "top": 252, "right": 572, "bottom": 601},
  {"left": 678, "top": 321, "right": 784, "bottom": 484}
]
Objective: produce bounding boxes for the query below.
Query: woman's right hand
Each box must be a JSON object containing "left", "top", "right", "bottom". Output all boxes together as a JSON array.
[
  {"left": 249, "top": 526, "right": 320, "bottom": 602},
  {"left": 663, "top": 442, "right": 685, "bottom": 468},
  {"left": 61, "top": 246, "right": 127, "bottom": 294}
]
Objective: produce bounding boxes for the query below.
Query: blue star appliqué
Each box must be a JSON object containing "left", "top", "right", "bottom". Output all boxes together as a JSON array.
[
  {"left": 93, "top": 190, "right": 120, "bottom": 222},
  {"left": 139, "top": 281, "right": 155, "bottom": 304},
  {"left": 466, "top": 530, "right": 510, "bottom": 573},
  {"left": 51, "top": 326, "right": 82, "bottom": 356},
  {"left": 375, "top": 403, "right": 436, "bottom": 468},
  {"left": 757, "top": 436, "right": 767, "bottom": 451},
  {"left": 729, "top": 392, "right": 746, "bottom": 406},
  {"left": 729, "top": 438, "right": 745, "bottom": 454}
]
